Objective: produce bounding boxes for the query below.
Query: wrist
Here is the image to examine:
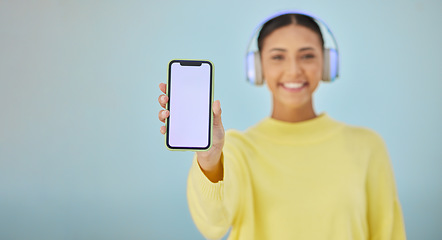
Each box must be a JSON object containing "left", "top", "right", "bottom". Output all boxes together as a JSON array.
[
  {"left": 197, "top": 151, "right": 223, "bottom": 182},
  {"left": 197, "top": 150, "right": 221, "bottom": 171}
]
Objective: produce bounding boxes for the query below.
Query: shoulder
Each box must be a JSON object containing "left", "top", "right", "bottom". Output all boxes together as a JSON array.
[
  {"left": 224, "top": 128, "right": 258, "bottom": 154},
  {"left": 340, "top": 123, "right": 387, "bottom": 149},
  {"left": 225, "top": 129, "right": 250, "bottom": 146},
  {"left": 225, "top": 119, "right": 266, "bottom": 144},
  {"left": 225, "top": 129, "right": 245, "bottom": 141},
  {"left": 225, "top": 128, "right": 244, "bottom": 137}
]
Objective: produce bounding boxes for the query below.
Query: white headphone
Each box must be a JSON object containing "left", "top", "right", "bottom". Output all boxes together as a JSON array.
[{"left": 245, "top": 10, "right": 340, "bottom": 85}]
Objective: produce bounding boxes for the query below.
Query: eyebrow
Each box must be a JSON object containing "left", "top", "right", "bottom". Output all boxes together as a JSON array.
[{"left": 269, "top": 47, "right": 315, "bottom": 52}]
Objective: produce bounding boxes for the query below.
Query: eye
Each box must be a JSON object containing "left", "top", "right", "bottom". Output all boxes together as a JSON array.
[
  {"left": 301, "top": 54, "right": 315, "bottom": 60},
  {"left": 271, "top": 55, "right": 284, "bottom": 60}
]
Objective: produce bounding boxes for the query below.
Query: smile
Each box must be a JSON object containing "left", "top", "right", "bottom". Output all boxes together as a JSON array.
[{"left": 280, "top": 82, "right": 308, "bottom": 91}]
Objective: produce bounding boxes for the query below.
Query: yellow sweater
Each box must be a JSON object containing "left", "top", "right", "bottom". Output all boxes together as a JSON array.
[{"left": 187, "top": 113, "right": 406, "bottom": 240}]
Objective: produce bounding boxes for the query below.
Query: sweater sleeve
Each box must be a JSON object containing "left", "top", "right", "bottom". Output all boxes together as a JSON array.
[
  {"left": 186, "top": 130, "right": 245, "bottom": 240},
  {"left": 366, "top": 132, "right": 406, "bottom": 240}
]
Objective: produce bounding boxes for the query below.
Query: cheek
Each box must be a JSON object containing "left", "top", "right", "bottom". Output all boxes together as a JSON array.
[
  {"left": 305, "top": 63, "right": 322, "bottom": 91},
  {"left": 262, "top": 61, "right": 282, "bottom": 86},
  {"left": 310, "top": 66, "right": 322, "bottom": 82}
]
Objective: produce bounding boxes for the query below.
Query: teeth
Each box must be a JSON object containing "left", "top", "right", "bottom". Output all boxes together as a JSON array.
[{"left": 283, "top": 82, "right": 304, "bottom": 89}]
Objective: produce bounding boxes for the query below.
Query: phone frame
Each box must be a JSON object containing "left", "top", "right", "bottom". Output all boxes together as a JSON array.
[{"left": 165, "top": 59, "right": 214, "bottom": 151}]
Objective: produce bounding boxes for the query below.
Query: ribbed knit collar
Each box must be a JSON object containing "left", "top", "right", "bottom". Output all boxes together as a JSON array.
[{"left": 249, "top": 112, "right": 345, "bottom": 144}]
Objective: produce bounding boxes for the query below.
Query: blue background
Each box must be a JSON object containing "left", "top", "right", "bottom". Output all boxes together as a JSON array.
[{"left": 1, "top": 0, "right": 441, "bottom": 239}]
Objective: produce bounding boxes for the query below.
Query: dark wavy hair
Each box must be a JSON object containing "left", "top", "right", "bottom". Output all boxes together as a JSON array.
[{"left": 257, "top": 14, "right": 324, "bottom": 52}]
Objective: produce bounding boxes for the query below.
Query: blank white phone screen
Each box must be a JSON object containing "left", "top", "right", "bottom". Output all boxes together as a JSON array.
[{"left": 168, "top": 62, "right": 211, "bottom": 148}]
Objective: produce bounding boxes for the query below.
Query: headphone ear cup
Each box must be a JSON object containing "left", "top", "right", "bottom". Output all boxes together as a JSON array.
[
  {"left": 246, "top": 51, "right": 254, "bottom": 84},
  {"left": 254, "top": 51, "right": 264, "bottom": 85},
  {"left": 322, "top": 48, "right": 339, "bottom": 82},
  {"left": 246, "top": 51, "right": 262, "bottom": 85},
  {"left": 322, "top": 48, "right": 331, "bottom": 82},
  {"left": 328, "top": 48, "right": 339, "bottom": 81}
]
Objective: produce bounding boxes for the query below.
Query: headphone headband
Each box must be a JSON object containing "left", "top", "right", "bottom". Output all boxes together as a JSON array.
[{"left": 245, "top": 10, "right": 340, "bottom": 85}]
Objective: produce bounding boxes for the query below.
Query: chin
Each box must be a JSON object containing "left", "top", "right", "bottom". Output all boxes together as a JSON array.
[
  {"left": 279, "top": 99, "right": 311, "bottom": 110},
  {"left": 278, "top": 101, "right": 309, "bottom": 109}
]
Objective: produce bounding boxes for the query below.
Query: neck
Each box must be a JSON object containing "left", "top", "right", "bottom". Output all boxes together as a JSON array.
[{"left": 271, "top": 99, "right": 317, "bottom": 123}]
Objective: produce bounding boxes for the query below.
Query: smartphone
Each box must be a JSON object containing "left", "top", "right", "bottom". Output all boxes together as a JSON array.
[{"left": 165, "top": 59, "right": 214, "bottom": 151}]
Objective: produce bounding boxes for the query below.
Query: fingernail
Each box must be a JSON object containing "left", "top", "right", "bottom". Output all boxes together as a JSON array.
[{"left": 161, "top": 95, "right": 165, "bottom": 101}]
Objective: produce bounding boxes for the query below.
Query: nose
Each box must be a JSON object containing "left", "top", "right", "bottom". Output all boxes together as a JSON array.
[{"left": 286, "top": 57, "right": 302, "bottom": 77}]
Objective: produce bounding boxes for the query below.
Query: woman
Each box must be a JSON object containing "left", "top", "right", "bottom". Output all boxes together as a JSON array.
[{"left": 158, "top": 12, "right": 406, "bottom": 240}]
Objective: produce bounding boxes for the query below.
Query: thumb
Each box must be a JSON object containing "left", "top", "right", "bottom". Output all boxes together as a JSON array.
[{"left": 212, "top": 100, "right": 222, "bottom": 126}]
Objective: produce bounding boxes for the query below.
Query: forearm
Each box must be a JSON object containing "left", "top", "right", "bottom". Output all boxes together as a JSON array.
[
  {"left": 197, "top": 150, "right": 224, "bottom": 183},
  {"left": 187, "top": 156, "right": 230, "bottom": 239}
]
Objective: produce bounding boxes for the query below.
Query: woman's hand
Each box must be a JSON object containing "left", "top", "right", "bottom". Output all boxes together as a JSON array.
[{"left": 158, "top": 83, "right": 225, "bottom": 182}]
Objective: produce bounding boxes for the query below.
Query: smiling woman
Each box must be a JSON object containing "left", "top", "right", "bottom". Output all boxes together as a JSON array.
[
  {"left": 261, "top": 23, "right": 323, "bottom": 122},
  {"left": 157, "top": 11, "right": 406, "bottom": 240},
  {"left": 258, "top": 14, "right": 326, "bottom": 123}
]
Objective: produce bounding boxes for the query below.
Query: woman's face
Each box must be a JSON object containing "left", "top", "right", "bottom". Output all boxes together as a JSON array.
[{"left": 261, "top": 24, "right": 323, "bottom": 110}]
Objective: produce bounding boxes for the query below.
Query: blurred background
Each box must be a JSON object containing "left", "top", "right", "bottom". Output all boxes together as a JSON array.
[{"left": 1, "top": 0, "right": 441, "bottom": 239}]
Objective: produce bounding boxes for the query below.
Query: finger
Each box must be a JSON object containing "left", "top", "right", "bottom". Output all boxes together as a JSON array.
[
  {"left": 159, "top": 83, "right": 167, "bottom": 94},
  {"left": 212, "top": 100, "right": 222, "bottom": 126},
  {"left": 158, "top": 94, "right": 168, "bottom": 109},
  {"left": 158, "top": 110, "right": 169, "bottom": 123},
  {"left": 160, "top": 125, "right": 166, "bottom": 135}
]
